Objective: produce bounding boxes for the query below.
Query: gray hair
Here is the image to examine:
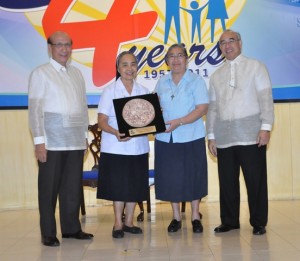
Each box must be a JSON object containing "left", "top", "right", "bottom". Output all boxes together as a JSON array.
[
  {"left": 116, "top": 51, "right": 137, "bottom": 68},
  {"left": 219, "top": 29, "right": 242, "bottom": 41},
  {"left": 165, "top": 43, "right": 188, "bottom": 65}
]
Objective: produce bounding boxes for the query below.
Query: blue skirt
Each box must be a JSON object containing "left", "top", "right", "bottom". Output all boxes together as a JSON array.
[{"left": 154, "top": 138, "right": 208, "bottom": 202}]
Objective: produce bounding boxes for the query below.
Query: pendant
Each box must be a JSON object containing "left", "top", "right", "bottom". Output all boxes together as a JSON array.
[{"left": 171, "top": 94, "right": 175, "bottom": 100}]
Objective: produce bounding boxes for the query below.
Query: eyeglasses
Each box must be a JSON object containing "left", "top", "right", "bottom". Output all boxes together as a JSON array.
[
  {"left": 50, "top": 43, "right": 72, "bottom": 49},
  {"left": 168, "top": 53, "right": 186, "bottom": 60},
  {"left": 219, "top": 38, "right": 240, "bottom": 47}
]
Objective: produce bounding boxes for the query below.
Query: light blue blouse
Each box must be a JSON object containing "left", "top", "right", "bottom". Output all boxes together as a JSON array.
[{"left": 155, "top": 70, "right": 209, "bottom": 143}]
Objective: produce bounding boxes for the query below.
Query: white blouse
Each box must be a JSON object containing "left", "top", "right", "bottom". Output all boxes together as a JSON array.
[{"left": 98, "top": 78, "right": 150, "bottom": 155}]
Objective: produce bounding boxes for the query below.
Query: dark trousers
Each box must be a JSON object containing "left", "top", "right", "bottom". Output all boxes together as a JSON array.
[
  {"left": 217, "top": 145, "right": 268, "bottom": 227},
  {"left": 38, "top": 150, "right": 84, "bottom": 237}
]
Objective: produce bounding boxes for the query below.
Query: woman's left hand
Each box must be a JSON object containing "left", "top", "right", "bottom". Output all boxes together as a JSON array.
[{"left": 165, "top": 119, "right": 181, "bottom": 133}]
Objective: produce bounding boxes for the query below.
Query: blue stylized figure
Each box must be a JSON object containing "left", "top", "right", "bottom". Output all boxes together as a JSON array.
[
  {"left": 180, "top": 1, "right": 208, "bottom": 42},
  {"left": 164, "top": 0, "right": 181, "bottom": 44},
  {"left": 206, "top": 0, "right": 228, "bottom": 42}
]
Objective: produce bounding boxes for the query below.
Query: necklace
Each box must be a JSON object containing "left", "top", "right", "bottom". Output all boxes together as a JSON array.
[
  {"left": 170, "top": 82, "right": 176, "bottom": 101},
  {"left": 170, "top": 74, "right": 182, "bottom": 100}
]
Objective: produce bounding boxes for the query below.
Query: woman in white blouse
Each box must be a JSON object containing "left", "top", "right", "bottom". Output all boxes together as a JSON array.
[{"left": 97, "top": 51, "right": 150, "bottom": 239}]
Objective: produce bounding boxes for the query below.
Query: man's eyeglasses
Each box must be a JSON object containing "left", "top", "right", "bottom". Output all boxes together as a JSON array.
[
  {"left": 50, "top": 43, "right": 72, "bottom": 49},
  {"left": 168, "top": 53, "right": 186, "bottom": 60},
  {"left": 219, "top": 38, "right": 240, "bottom": 47}
]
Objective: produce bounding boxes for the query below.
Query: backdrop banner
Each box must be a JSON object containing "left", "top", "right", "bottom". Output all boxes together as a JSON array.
[{"left": 1, "top": 0, "right": 300, "bottom": 108}]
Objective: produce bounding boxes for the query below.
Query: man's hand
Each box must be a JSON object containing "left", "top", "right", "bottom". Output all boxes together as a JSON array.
[
  {"left": 35, "top": 143, "right": 47, "bottom": 163},
  {"left": 257, "top": 130, "right": 271, "bottom": 147},
  {"left": 208, "top": 139, "right": 217, "bottom": 157}
]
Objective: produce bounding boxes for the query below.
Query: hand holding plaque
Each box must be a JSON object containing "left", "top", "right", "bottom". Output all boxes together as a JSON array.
[{"left": 113, "top": 93, "right": 166, "bottom": 137}]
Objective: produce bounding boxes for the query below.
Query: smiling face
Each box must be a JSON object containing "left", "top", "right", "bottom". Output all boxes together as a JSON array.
[
  {"left": 117, "top": 53, "right": 138, "bottom": 82},
  {"left": 219, "top": 30, "right": 242, "bottom": 61},
  {"left": 48, "top": 31, "right": 72, "bottom": 66},
  {"left": 166, "top": 45, "right": 188, "bottom": 75}
]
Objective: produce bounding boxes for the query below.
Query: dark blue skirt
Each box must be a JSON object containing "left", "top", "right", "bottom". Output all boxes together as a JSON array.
[
  {"left": 97, "top": 153, "right": 149, "bottom": 202},
  {"left": 154, "top": 138, "right": 208, "bottom": 202}
]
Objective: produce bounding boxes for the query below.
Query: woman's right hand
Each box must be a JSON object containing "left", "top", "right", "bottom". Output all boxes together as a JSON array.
[{"left": 114, "top": 130, "right": 131, "bottom": 142}]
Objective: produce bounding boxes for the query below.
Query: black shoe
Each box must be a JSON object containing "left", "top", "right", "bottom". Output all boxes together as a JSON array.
[
  {"left": 62, "top": 230, "right": 94, "bottom": 239},
  {"left": 112, "top": 227, "right": 124, "bottom": 238},
  {"left": 168, "top": 219, "right": 182, "bottom": 232},
  {"left": 123, "top": 225, "right": 143, "bottom": 234},
  {"left": 214, "top": 224, "right": 240, "bottom": 233},
  {"left": 192, "top": 219, "right": 203, "bottom": 233},
  {"left": 41, "top": 236, "right": 60, "bottom": 247},
  {"left": 199, "top": 212, "right": 203, "bottom": 219},
  {"left": 137, "top": 211, "right": 144, "bottom": 222},
  {"left": 253, "top": 226, "right": 266, "bottom": 235}
]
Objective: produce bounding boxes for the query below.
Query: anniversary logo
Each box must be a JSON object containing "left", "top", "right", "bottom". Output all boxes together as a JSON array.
[{"left": 1, "top": 0, "right": 300, "bottom": 107}]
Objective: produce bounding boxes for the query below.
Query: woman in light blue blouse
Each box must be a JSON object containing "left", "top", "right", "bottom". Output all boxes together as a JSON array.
[{"left": 154, "top": 44, "right": 209, "bottom": 233}]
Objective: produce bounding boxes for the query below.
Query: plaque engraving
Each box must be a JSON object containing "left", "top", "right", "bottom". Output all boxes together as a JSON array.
[
  {"left": 122, "top": 98, "right": 155, "bottom": 128},
  {"left": 113, "top": 93, "right": 166, "bottom": 137}
]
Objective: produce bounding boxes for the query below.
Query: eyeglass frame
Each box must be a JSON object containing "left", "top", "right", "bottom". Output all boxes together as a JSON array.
[
  {"left": 219, "top": 38, "right": 240, "bottom": 47},
  {"left": 167, "top": 53, "right": 187, "bottom": 60},
  {"left": 48, "top": 42, "right": 72, "bottom": 49}
]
